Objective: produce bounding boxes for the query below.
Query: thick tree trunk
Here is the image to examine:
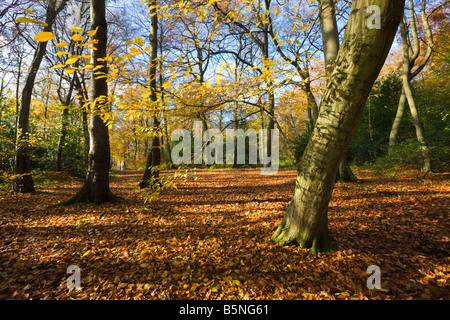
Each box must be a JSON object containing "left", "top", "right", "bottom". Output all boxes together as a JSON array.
[
  {"left": 140, "top": 0, "right": 161, "bottom": 188},
  {"left": 319, "top": 0, "right": 358, "bottom": 183},
  {"left": 62, "top": 0, "right": 118, "bottom": 205},
  {"left": 271, "top": 0, "right": 404, "bottom": 254},
  {"left": 13, "top": 0, "right": 68, "bottom": 192}
]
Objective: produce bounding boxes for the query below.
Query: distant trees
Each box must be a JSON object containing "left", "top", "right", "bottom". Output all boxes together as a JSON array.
[
  {"left": 13, "top": 0, "right": 68, "bottom": 193},
  {"left": 1, "top": 0, "right": 447, "bottom": 213}
]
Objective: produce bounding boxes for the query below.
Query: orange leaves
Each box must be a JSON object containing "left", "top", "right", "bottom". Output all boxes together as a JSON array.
[{"left": 0, "top": 168, "right": 449, "bottom": 300}]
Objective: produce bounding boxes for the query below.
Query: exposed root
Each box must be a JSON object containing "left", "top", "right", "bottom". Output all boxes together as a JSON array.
[
  {"left": 51, "top": 182, "right": 123, "bottom": 207},
  {"left": 271, "top": 211, "right": 334, "bottom": 255}
]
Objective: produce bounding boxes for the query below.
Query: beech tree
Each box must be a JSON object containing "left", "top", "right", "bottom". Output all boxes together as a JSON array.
[
  {"left": 63, "top": 0, "right": 118, "bottom": 204},
  {"left": 271, "top": 0, "right": 405, "bottom": 254},
  {"left": 318, "top": 0, "right": 358, "bottom": 182},
  {"left": 388, "top": 0, "right": 436, "bottom": 173}
]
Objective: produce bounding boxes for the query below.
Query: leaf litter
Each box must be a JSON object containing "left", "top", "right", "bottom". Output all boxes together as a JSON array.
[{"left": 0, "top": 168, "right": 448, "bottom": 300}]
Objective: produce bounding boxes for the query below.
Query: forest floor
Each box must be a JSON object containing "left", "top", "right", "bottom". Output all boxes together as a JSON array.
[{"left": 0, "top": 167, "right": 448, "bottom": 300}]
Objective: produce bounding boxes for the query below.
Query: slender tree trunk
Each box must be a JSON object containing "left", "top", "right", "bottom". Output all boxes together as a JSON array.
[
  {"left": 389, "top": 0, "right": 434, "bottom": 171},
  {"left": 140, "top": 0, "right": 161, "bottom": 188},
  {"left": 263, "top": 4, "right": 275, "bottom": 167},
  {"left": 55, "top": 108, "right": 69, "bottom": 171},
  {"left": 319, "top": 0, "right": 358, "bottom": 182},
  {"left": 62, "top": 0, "right": 118, "bottom": 205},
  {"left": 13, "top": 0, "right": 68, "bottom": 193},
  {"left": 389, "top": 87, "right": 406, "bottom": 150},
  {"left": 74, "top": 74, "right": 90, "bottom": 163},
  {"left": 55, "top": 76, "right": 75, "bottom": 171},
  {"left": 398, "top": 17, "right": 432, "bottom": 173},
  {"left": 271, "top": 0, "right": 404, "bottom": 254}
]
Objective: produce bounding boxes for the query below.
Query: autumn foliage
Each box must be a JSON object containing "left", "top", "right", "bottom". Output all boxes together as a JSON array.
[{"left": 0, "top": 168, "right": 448, "bottom": 300}]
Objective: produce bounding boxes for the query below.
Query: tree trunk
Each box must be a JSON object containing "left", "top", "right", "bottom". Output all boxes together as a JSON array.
[
  {"left": 13, "top": 0, "right": 68, "bottom": 193},
  {"left": 55, "top": 75, "right": 75, "bottom": 171},
  {"left": 319, "top": 0, "right": 358, "bottom": 183},
  {"left": 388, "top": 86, "right": 406, "bottom": 150},
  {"left": 140, "top": 0, "right": 161, "bottom": 189},
  {"left": 271, "top": 0, "right": 404, "bottom": 254},
  {"left": 62, "top": 0, "right": 118, "bottom": 205},
  {"left": 399, "top": 17, "right": 432, "bottom": 173},
  {"left": 389, "top": 0, "right": 434, "bottom": 171},
  {"left": 55, "top": 107, "right": 69, "bottom": 171},
  {"left": 74, "top": 74, "right": 90, "bottom": 164}
]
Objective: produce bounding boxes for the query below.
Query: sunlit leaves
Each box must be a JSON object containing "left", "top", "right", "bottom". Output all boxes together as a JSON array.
[
  {"left": 65, "top": 56, "right": 80, "bottom": 65},
  {"left": 1, "top": 169, "right": 449, "bottom": 299},
  {"left": 15, "top": 17, "right": 36, "bottom": 23},
  {"left": 71, "top": 34, "right": 86, "bottom": 42},
  {"left": 34, "top": 31, "right": 56, "bottom": 42},
  {"left": 54, "top": 41, "right": 69, "bottom": 48},
  {"left": 68, "top": 26, "right": 84, "bottom": 33},
  {"left": 16, "top": 16, "right": 48, "bottom": 26}
]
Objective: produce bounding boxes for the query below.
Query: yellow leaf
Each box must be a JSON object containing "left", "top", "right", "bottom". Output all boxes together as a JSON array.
[
  {"left": 35, "top": 20, "right": 48, "bottom": 27},
  {"left": 23, "top": 8, "right": 35, "bottom": 15},
  {"left": 16, "top": 17, "right": 36, "bottom": 23},
  {"left": 82, "top": 250, "right": 90, "bottom": 257},
  {"left": 54, "top": 41, "right": 70, "bottom": 48},
  {"left": 52, "top": 64, "right": 65, "bottom": 69},
  {"left": 56, "top": 51, "right": 70, "bottom": 56},
  {"left": 72, "top": 34, "right": 86, "bottom": 41},
  {"left": 65, "top": 56, "right": 80, "bottom": 65},
  {"left": 64, "top": 68, "right": 77, "bottom": 75},
  {"left": 34, "top": 32, "right": 55, "bottom": 42},
  {"left": 190, "top": 283, "right": 200, "bottom": 291},
  {"left": 88, "top": 26, "right": 99, "bottom": 37},
  {"left": 135, "top": 36, "right": 144, "bottom": 47},
  {"left": 69, "top": 26, "right": 84, "bottom": 33}
]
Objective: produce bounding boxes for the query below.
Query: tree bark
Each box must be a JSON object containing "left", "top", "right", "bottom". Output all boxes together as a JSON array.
[
  {"left": 263, "top": 0, "right": 275, "bottom": 167},
  {"left": 140, "top": 0, "right": 161, "bottom": 188},
  {"left": 62, "top": 0, "right": 118, "bottom": 205},
  {"left": 388, "top": 86, "right": 406, "bottom": 150},
  {"left": 13, "top": 0, "right": 68, "bottom": 192},
  {"left": 73, "top": 73, "right": 90, "bottom": 163},
  {"left": 271, "top": 0, "right": 404, "bottom": 254},
  {"left": 319, "top": 0, "right": 358, "bottom": 183},
  {"left": 399, "top": 18, "right": 432, "bottom": 173}
]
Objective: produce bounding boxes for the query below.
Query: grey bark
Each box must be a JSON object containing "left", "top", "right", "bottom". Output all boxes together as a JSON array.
[{"left": 319, "top": 0, "right": 358, "bottom": 183}]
